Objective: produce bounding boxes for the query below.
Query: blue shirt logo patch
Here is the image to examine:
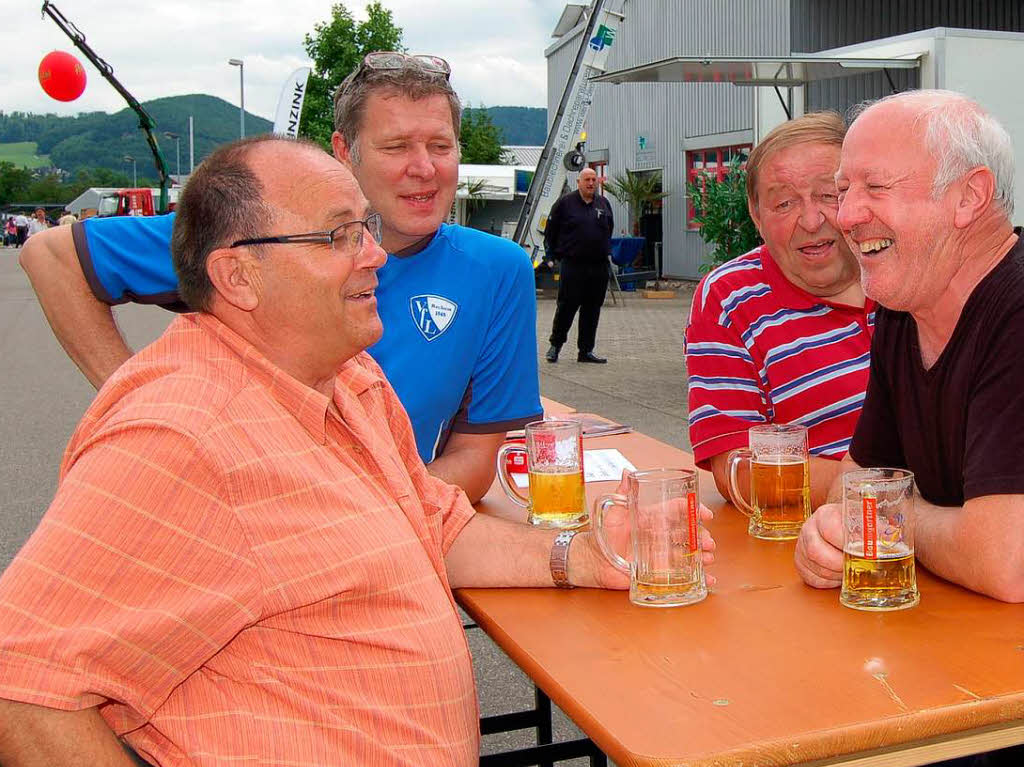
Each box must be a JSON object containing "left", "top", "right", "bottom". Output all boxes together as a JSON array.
[{"left": 410, "top": 294, "right": 458, "bottom": 341}]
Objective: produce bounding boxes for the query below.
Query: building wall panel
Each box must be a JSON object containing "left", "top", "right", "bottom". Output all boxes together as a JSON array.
[{"left": 793, "top": 0, "right": 1023, "bottom": 115}]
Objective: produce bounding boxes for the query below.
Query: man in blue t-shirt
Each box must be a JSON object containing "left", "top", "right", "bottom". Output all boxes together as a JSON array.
[{"left": 19, "top": 54, "right": 541, "bottom": 504}]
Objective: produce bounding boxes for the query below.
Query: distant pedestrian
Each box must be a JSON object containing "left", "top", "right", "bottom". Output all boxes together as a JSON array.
[
  {"left": 14, "top": 213, "right": 29, "bottom": 247},
  {"left": 26, "top": 208, "right": 49, "bottom": 239},
  {"left": 3, "top": 217, "right": 15, "bottom": 247},
  {"left": 545, "top": 167, "right": 614, "bottom": 364}
]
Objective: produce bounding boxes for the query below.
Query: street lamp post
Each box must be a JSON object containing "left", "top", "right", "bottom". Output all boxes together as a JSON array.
[
  {"left": 164, "top": 131, "right": 181, "bottom": 181},
  {"left": 228, "top": 58, "right": 245, "bottom": 138},
  {"left": 123, "top": 155, "right": 136, "bottom": 187}
]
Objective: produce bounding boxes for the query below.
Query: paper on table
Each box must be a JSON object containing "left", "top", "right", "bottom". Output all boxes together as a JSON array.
[
  {"left": 510, "top": 448, "right": 636, "bottom": 488},
  {"left": 583, "top": 448, "right": 636, "bottom": 482}
]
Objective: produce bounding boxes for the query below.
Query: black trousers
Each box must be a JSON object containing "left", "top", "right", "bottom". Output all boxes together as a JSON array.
[{"left": 549, "top": 260, "right": 608, "bottom": 353}]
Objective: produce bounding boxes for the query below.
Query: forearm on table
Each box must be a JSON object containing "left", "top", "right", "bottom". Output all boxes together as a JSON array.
[
  {"left": 445, "top": 513, "right": 608, "bottom": 590},
  {"left": 809, "top": 456, "right": 845, "bottom": 508},
  {"left": 426, "top": 431, "right": 506, "bottom": 504},
  {"left": 0, "top": 699, "right": 135, "bottom": 767},
  {"left": 913, "top": 494, "right": 1024, "bottom": 602},
  {"left": 19, "top": 229, "right": 132, "bottom": 389}
]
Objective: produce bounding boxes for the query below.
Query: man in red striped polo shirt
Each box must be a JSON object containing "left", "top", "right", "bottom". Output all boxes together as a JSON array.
[{"left": 685, "top": 113, "right": 873, "bottom": 507}]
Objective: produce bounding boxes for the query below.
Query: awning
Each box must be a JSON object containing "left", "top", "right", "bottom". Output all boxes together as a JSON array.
[
  {"left": 457, "top": 165, "right": 538, "bottom": 201},
  {"left": 593, "top": 55, "right": 921, "bottom": 87}
]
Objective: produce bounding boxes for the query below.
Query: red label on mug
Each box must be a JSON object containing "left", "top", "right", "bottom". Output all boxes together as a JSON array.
[
  {"left": 862, "top": 496, "right": 878, "bottom": 559},
  {"left": 687, "top": 491, "right": 699, "bottom": 552}
]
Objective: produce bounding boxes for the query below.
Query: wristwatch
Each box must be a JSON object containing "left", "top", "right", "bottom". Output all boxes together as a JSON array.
[{"left": 550, "top": 530, "right": 578, "bottom": 589}]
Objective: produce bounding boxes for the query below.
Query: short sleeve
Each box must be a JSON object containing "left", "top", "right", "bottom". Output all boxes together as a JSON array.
[
  {"left": 849, "top": 321, "right": 905, "bottom": 470},
  {"left": 74, "top": 213, "right": 184, "bottom": 309},
  {"left": 963, "top": 307, "right": 1024, "bottom": 499},
  {"left": 0, "top": 421, "right": 261, "bottom": 729},
  {"left": 453, "top": 245, "right": 543, "bottom": 434},
  {"left": 685, "top": 297, "right": 769, "bottom": 468}
]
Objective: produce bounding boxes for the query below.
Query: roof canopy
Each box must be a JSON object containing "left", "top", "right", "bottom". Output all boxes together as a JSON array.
[{"left": 593, "top": 55, "right": 921, "bottom": 87}]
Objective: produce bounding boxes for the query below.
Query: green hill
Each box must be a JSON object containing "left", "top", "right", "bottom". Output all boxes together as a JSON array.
[
  {"left": 465, "top": 106, "right": 547, "bottom": 146},
  {"left": 0, "top": 142, "right": 50, "bottom": 169},
  {"left": 0, "top": 97, "right": 546, "bottom": 181},
  {"left": 0, "top": 95, "right": 272, "bottom": 181}
]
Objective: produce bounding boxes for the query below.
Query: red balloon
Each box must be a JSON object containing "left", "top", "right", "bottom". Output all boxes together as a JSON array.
[{"left": 39, "top": 50, "right": 87, "bottom": 102}]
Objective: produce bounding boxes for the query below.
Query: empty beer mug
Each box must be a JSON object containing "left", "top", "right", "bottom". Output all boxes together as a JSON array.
[
  {"left": 840, "top": 468, "right": 919, "bottom": 611},
  {"left": 592, "top": 468, "right": 707, "bottom": 607},
  {"left": 727, "top": 424, "right": 811, "bottom": 540},
  {"left": 496, "top": 420, "right": 587, "bottom": 529}
]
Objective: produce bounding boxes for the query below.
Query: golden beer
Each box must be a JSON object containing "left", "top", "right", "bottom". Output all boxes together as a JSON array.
[
  {"left": 840, "top": 542, "right": 919, "bottom": 611},
  {"left": 528, "top": 467, "right": 586, "bottom": 528},
  {"left": 749, "top": 456, "right": 810, "bottom": 540},
  {"left": 631, "top": 549, "right": 706, "bottom": 607}
]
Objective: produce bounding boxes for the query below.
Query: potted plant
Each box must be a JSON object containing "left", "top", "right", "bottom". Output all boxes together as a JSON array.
[
  {"left": 685, "top": 158, "right": 761, "bottom": 273},
  {"left": 604, "top": 170, "right": 670, "bottom": 236}
]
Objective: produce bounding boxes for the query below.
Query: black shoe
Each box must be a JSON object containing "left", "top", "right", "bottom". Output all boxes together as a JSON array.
[
  {"left": 578, "top": 352, "right": 607, "bottom": 364},
  {"left": 545, "top": 345, "right": 560, "bottom": 363}
]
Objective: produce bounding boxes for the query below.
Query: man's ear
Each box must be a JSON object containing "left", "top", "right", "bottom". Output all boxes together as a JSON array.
[
  {"left": 207, "top": 247, "right": 263, "bottom": 312},
  {"left": 332, "top": 131, "right": 354, "bottom": 169},
  {"left": 953, "top": 166, "right": 997, "bottom": 229}
]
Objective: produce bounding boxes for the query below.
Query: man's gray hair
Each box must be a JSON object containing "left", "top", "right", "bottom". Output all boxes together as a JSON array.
[
  {"left": 332, "top": 66, "right": 461, "bottom": 164},
  {"left": 850, "top": 89, "right": 1014, "bottom": 218}
]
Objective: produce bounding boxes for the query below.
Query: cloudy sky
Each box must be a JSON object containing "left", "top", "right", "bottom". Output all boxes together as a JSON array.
[{"left": 7, "top": 0, "right": 567, "bottom": 120}]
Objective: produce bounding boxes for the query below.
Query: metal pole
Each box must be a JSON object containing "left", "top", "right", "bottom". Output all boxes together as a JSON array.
[
  {"left": 188, "top": 116, "right": 194, "bottom": 173},
  {"left": 164, "top": 132, "right": 181, "bottom": 181},
  {"left": 229, "top": 58, "right": 245, "bottom": 138},
  {"left": 124, "top": 155, "right": 136, "bottom": 187},
  {"left": 240, "top": 63, "right": 245, "bottom": 138}
]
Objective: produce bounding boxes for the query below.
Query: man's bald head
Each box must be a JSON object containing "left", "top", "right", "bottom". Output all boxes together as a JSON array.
[
  {"left": 850, "top": 90, "right": 1014, "bottom": 219},
  {"left": 172, "top": 136, "right": 328, "bottom": 312},
  {"left": 577, "top": 168, "right": 598, "bottom": 202}
]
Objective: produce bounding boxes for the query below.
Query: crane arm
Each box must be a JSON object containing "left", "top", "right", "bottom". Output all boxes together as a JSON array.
[{"left": 41, "top": 1, "right": 171, "bottom": 212}]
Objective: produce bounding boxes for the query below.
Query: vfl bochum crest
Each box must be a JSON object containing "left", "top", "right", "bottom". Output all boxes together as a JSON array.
[{"left": 410, "top": 294, "right": 458, "bottom": 341}]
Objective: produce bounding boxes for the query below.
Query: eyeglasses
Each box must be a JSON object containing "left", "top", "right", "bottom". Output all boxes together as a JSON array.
[
  {"left": 230, "top": 213, "right": 383, "bottom": 258},
  {"left": 339, "top": 52, "right": 451, "bottom": 94}
]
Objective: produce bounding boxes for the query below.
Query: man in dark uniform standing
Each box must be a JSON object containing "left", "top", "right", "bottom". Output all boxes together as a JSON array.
[{"left": 545, "top": 167, "right": 614, "bottom": 363}]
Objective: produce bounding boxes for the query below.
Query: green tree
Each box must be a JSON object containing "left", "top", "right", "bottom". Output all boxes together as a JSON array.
[
  {"left": 0, "top": 162, "right": 33, "bottom": 205},
  {"left": 686, "top": 158, "right": 761, "bottom": 272},
  {"left": 300, "top": 2, "right": 404, "bottom": 148},
  {"left": 459, "top": 107, "right": 510, "bottom": 164}
]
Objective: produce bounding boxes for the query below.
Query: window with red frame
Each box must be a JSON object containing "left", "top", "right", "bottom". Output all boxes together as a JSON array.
[
  {"left": 588, "top": 161, "right": 608, "bottom": 195},
  {"left": 686, "top": 144, "right": 751, "bottom": 229}
]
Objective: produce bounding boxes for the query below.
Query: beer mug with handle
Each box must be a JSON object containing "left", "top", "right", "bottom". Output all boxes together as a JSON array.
[
  {"left": 496, "top": 420, "right": 587, "bottom": 529},
  {"left": 727, "top": 424, "right": 811, "bottom": 540},
  {"left": 840, "top": 468, "right": 919, "bottom": 611},
  {"left": 592, "top": 468, "right": 707, "bottom": 607}
]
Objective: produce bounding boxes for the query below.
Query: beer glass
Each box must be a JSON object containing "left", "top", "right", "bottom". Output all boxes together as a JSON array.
[
  {"left": 592, "top": 468, "right": 707, "bottom": 607},
  {"left": 727, "top": 424, "right": 811, "bottom": 540},
  {"left": 496, "top": 420, "right": 587, "bottom": 529},
  {"left": 840, "top": 468, "right": 919, "bottom": 611}
]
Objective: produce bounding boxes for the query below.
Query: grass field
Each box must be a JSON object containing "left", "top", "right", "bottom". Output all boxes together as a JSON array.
[{"left": 0, "top": 142, "right": 51, "bottom": 169}]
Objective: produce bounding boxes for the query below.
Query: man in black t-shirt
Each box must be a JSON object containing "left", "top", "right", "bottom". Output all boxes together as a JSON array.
[
  {"left": 795, "top": 89, "right": 1024, "bottom": 604},
  {"left": 544, "top": 168, "right": 614, "bottom": 364}
]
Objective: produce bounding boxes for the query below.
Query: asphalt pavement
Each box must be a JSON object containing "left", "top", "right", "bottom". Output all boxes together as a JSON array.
[{"left": 0, "top": 246, "right": 697, "bottom": 763}]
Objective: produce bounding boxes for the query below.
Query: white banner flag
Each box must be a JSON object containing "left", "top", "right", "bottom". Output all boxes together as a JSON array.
[{"left": 272, "top": 67, "right": 311, "bottom": 138}]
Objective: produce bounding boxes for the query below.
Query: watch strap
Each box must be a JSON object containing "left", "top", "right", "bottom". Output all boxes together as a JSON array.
[{"left": 550, "top": 530, "right": 578, "bottom": 589}]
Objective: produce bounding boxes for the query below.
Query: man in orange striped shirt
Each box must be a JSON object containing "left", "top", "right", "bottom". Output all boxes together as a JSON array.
[{"left": 0, "top": 137, "right": 715, "bottom": 767}]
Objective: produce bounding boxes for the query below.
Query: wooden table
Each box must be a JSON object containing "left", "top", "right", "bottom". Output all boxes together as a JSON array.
[{"left": 461, "top": 431, "right": 1024, "bottom": 766}]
